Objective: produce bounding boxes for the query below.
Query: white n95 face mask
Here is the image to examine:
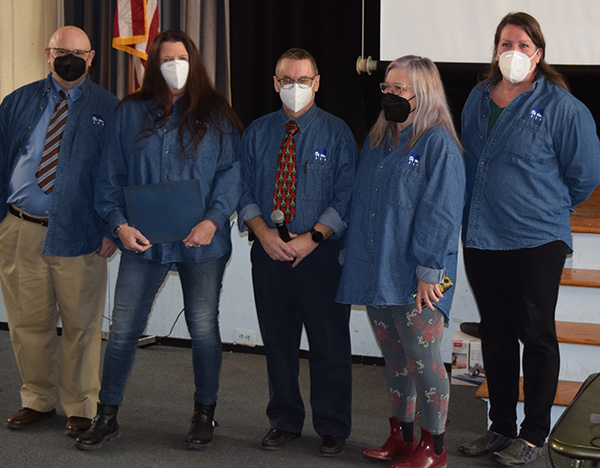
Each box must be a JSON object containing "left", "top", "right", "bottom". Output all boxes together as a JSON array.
[
  {"left": 160, "top": 60, "right": 190, "bottom": 90},
  {"left": 279, "top": 84, "right": 314, "bottom": 113},
  {"left": 498, "top": 49, "right": 539, "bottom": 84}
]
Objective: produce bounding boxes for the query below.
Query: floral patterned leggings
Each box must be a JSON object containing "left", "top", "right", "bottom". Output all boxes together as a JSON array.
[{"left": 367, "top": 304, "right": 449, "bottom": 434}]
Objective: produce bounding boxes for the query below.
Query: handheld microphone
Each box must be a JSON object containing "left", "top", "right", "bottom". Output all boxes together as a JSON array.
[{"left": 271, "top": 209, "right": 291, "bottom": 242}]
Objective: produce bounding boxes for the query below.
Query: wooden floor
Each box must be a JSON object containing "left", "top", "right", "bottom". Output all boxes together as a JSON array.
[{"left": 570, "top": 187, "right": 600, "bottom": 233}]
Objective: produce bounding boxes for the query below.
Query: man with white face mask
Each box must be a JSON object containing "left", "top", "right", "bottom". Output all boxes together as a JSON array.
[{"left": 238, "top": 48, "right": 357, "bottom": 457}]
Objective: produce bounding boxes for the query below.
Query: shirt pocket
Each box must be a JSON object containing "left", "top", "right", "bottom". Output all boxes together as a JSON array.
[
  {"left": 385, "top": 164, "right": 424, "bottom": 210},
  {"left": 300, "top": 159, "right": 333, "bottom": 202},
  {"left": 505, "top": 118, "right": 550, "bottom": 163}
]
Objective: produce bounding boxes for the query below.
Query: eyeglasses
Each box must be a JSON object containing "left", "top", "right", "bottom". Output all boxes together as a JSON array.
[
  {"left": 379, "top": 83, "right": 412, "bottom": 94},
  {"left": 49, "top": 48, "right": 91, "bottom": 58},
  {"left": 277, "top": 76, "right": 316, "bottom": 89}
]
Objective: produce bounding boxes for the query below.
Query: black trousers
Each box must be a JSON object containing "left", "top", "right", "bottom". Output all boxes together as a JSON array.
[
  {"left": 250, "top": 238, "right": 352, "bottom": 438},
  {"left": 464, "top": 241, "right": 569, "bottom": 447}
]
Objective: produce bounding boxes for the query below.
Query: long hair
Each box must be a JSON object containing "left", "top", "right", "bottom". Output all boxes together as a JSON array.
[
  {"left": 481, "top": 12, "right": 569, "bottom": 90},
  {"left": 126, "top": 30, "right": 243, "bottom": 158},
  {"left": 369, "top": 55, "right": 461, "bottom": 152}
]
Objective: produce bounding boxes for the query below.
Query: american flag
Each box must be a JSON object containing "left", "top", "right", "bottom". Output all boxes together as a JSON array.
[{"left": 113, "top": 0, "right": 159, "bottom": 90}]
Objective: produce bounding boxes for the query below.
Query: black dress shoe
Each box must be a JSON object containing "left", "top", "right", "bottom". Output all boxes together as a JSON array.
[
  {"left": 459, "top": 321, "right": 481, "bottom": 338},
  {"left": 75, "top": 404, "right": 119, "bottom": 450},
  {"left": 320, "top": 435, "right": 345, "bottom": 457},
  {"left": 6, "top": 408, "right": 56, "bottom": 429},
  {"left": 261, "top": 428, "right": 301, "bottom": 450}
]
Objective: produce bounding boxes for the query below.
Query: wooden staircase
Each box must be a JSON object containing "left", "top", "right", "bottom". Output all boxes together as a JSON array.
[{"left": 476, "top": 188, "right": 600, "bottom": 412}]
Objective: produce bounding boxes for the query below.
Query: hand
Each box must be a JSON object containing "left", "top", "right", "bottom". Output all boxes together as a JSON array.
[
  {"left": 117, "top": 224, "right": 152, "bottom": 253},
  {"left": 415, "top": 279, "right": 443, "bottom": 313},
  {"left": 95, "top": 237, "right": 117, "bottom": 258},
  {"left": 183, "top": 219, "right": 218, "bottom": 248},
  {"left": 257, "top": 227, "right": 297, "bottom": 262},
  {"left": 288, "top": 232, "right": 318, "bottom": 267}
]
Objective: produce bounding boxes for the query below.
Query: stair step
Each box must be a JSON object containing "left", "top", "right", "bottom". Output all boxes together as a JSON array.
[
  {"left": 571, "top": 187, "right": 600, "bottom": 233},
  {"left": 556, "top": 321, "right": 600, "bottom": 346},
  {"left": 476, "top": 378, "right": 581, "bottom": 407},
  {"left": 561, "top": 268, "right": 600, "bottom": 288}
]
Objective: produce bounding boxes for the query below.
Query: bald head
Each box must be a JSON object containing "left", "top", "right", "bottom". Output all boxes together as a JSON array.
[
  {"left": 46, "top": 26, "right": 95, "bottom": 89},
  {"left": 48, "top": 26, "right": 91, "bottom": 51}
]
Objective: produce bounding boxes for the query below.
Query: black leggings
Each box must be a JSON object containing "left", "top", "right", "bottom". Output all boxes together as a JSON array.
[{"left": 464, "top": 241, "right": 569, "bottom": 447}]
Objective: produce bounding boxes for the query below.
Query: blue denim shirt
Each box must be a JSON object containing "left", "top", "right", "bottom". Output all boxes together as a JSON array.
[
  {"left": 0, "top": 74, "right": 118, "bottom": 256},
  {"left": 461, "top": 76, "right": 600, "bottom": 251},
  {"left": 336, "top": 126, "right": 466, "bottom": 317},
  {"left": 95, "top": 98, "right": 241, "bottom": 264},
  {"left": 238, "top": 104, "right": 357, "bottom": 237}
]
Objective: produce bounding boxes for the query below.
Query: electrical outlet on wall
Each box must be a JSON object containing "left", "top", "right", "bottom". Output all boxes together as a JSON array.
[{"left": 234, "top": 327, "right": 257, "bottom": 347}]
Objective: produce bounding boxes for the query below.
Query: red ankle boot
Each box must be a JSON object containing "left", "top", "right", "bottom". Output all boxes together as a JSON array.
[
  {"left": 391, "top": 428, "right": 446, "bottom": 468},
  {"left": 362, "top": 417, "right": 417, "bottom": 461}
]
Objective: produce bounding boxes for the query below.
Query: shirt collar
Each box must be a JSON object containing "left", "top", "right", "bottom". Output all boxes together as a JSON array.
[
  {"left": 277, "top": 102, "right": 318, "bottom": 132},
  {"left": 49, "top": 73, "right": 87, "bottom": 102}
]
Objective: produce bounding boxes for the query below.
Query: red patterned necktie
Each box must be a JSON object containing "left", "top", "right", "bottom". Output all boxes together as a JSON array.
[
  {"left": 272, "top": 120, "right": 299, "bottom": 224},
  {"left": 37, "top": 90, "right": 68, "bottom": 194}
]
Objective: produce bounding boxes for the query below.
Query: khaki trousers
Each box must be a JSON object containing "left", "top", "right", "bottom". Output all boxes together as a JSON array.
[{"left": 0, "top": 213, "right": 106, "bottom": 418}]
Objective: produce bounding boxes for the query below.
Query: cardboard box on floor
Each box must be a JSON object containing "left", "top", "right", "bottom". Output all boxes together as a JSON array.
[{"left": 451, "top": 330, "right": 485, "bottom": 386}]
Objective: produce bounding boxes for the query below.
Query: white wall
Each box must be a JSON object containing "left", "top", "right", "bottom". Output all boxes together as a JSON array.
[{"left": 0, "top": 0, "right": 62, "bottom": 101}]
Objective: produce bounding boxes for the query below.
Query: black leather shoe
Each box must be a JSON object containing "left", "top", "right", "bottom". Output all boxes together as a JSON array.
[
  {"left": 75, "top": 404, "right": 119, "bottom": 450},
  {"left": 6, "top": 408, "right": 56, "bottom": 429},
  {"left": 185, "top": 402, "right": 218, "bottom": 450},
  {"left": 459, "top": 321, "right": 481, "bottom": 338},
  {"left": 320, "top": 435, "right": 345, "bottom": 457},
  {"left": 261, "top": 428, "right": 301, "bottom": 450}
]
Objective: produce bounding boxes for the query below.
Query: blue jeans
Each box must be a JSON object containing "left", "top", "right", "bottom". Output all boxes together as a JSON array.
[{"left": 99, "top": 251, "right": 230, "bottom": 406}]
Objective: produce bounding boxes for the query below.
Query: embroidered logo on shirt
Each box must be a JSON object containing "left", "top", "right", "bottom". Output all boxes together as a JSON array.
[
  {"left": 314, "top": 149, "right": 327, "bottom": 162},
  {"left": 408, "top": 153, "right": 420, "bottom": 166},
  {"left": 92, "top": 114, "right": 105, "bottom": 126},
  {"left": 529, "top": 107, "right": 543, "bottom": 122}
]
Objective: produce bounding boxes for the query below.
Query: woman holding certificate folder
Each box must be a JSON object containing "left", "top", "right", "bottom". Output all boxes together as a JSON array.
[
  {"left": 336, "top": 56, "right": 465, "bottom": 468},
  {"left": 76, "top": 30, "right": 243, "bottom": 451}
]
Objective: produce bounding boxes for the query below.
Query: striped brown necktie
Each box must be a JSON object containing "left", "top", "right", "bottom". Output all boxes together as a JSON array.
[{"left": 37, "top": 90, "right": 68, "bottom": 194}]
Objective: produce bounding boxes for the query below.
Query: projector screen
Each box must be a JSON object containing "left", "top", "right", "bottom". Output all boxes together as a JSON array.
[{"left": 381, "top": 0, "right": 600, "bottom": 65}]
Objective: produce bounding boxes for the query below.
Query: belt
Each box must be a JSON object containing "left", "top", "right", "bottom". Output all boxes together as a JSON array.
[{"left": 8, "top": 205, "right": 49, "bottom": 227}]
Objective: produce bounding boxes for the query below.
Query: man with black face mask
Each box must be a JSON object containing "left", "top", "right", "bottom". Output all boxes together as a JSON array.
[{"left": 0, "top": 26, "right": 118, "bottom": 436}]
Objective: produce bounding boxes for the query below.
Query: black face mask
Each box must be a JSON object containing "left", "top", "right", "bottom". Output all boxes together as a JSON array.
[
  {"left": 53, "top": 54, "right": 87, "bottom": 82},
  {"left": 381, "top": 93, "right": 415, "bottom": 123}
]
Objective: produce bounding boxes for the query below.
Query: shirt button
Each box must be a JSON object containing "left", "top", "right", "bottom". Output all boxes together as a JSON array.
[
  {"left": 27, "top": 126, "right": 32, "bottom": 130},
  {"left": 481, "top": 161, "right": 486, "bottom": 165},
  {"left": 374, "top": 188, "right": 379, "bottom": 192},
  {"left": 480, "top": 136, "right": 484, "bottom": 140},
  {"left": 164, "top": 174, "right": 168, "bottom": 179},
  {"left": 165, "top": 150, "right": 169, "bottom": 154},
  {"left": 482, "top": 114, "right": 486, "bottom": 118},
  {"left": 162, "top": 128, "right": 167, "bottom": 132},
  {"left": 379, "top": 165, "right": 384, "bottom": 169},
  {"left": 370, "top": 238, "right": 374, "bottom": 243},
  {"left": 371, "top": 262, "right": 375, "bottom": 267},
  {"left": 371, "top": 212, "right": 376, "bottom": 217}
]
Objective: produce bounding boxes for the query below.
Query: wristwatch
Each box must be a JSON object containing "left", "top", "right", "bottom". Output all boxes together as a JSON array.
[{"left": 310, "top": 228, "right": 324, "bottom": 244}]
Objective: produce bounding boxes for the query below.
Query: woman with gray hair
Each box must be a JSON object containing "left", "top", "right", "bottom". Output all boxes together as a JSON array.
[{"left": 337, "top": 55, "right": 465, "bottom": 468}]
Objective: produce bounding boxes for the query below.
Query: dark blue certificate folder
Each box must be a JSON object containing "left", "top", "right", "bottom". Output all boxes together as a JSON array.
[{"left": 124, "top": 180, "right": 203, "bottom": 244}]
